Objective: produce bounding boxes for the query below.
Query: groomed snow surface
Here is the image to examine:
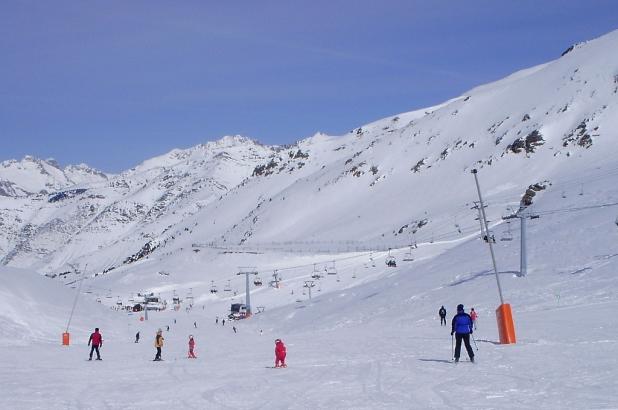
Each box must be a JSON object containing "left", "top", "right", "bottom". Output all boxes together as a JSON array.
[{"left": 1, "top": 175, "right": 617, "bottom": 410}]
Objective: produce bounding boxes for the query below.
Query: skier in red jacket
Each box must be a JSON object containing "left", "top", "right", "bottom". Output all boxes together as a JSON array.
[
  {"left": 88, "top": 328, "right": 103, "bottom": 361},
  {"left": 274, "top": 339, "right": 287, "bottom": 368},
  {"left": 188, "top": 335, "right": 197, "bottom": 358}
]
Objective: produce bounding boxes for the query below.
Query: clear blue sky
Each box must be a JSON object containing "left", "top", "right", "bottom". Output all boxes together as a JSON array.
[{"left": 1, "top": 0, "right": 617, "bottom": 172}]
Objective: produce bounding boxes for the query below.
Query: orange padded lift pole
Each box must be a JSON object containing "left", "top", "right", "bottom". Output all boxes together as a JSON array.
[
  {"left": 472, "top": 169, "right": 517, "bottom": 345},
  {"left": 496, "top": 303, "right": 516, "bottom": 344}
]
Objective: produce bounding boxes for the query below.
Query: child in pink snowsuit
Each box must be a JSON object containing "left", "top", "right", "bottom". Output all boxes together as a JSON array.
[
  {"left": 274, "top": 339, "right": 287, "bottom": 368},
  {"left": 188, "top": 335, "right": 197, "bottom": 358}
]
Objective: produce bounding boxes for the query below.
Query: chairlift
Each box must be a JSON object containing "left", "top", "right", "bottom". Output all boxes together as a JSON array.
[
  {"left": 116, "top": 297, "right": 122, "bottom": 306},
  {"left": 210, "top": 280, "right": 218, "bottom": 294},
  {"left": 253, "top": 276, "right": 263, "bottom": 286},
  {"left": 326, "top": 261, "right": 337, "bottom": 275},
  {"left": 352, "top": 269, "right": 357, "bottom": 279},
  {"left": 500, "top": 220, "right": 514, "bottom": 241},
  {"left": 224, "top": 280, "right": 232, "bottom": 292},
  {"left": 385, "top": 248, "right": 397, "bottom": 267},
  {"left": 311, "top": 263, "right": 322, "bottom": 279},
  {"left": 403, "top": 245, "right": 414, "bottom": 262}
]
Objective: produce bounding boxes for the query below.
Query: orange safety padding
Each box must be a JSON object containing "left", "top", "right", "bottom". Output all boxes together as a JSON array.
[
  {"left": 496, "top": 303, "right": 516, "bottom": 344},
  {"left": 62, "top": 332, "right": 70, "bottom": 346}
]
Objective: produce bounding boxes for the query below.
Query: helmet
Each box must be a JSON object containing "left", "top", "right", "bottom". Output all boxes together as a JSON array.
[{"left": 457, "top": 304, "right": 464, "bottom": 311}]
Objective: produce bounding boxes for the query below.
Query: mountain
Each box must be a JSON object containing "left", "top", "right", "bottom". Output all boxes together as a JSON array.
[
  {"left": 1, "top": 29, "right": 617, "bottom": 281},
  {"left": 0, "top": 156, "right": 109, "bottom": 197}
]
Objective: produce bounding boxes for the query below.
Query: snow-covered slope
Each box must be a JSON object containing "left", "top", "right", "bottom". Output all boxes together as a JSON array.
[{"left": 3, "top": 30, "right": 618, "bottom": 279}]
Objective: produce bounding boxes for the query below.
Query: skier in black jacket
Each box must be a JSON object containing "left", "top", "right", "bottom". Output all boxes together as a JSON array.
[
  {"left": 451, "top": 304, "right": 475, "bottom": 363},
  {"left": 438, "top": 306, "right": 447, "bottom": 326}
]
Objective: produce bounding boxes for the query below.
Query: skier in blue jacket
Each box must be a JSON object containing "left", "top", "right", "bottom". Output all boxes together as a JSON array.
[{"left": 451, "top": 304, "right": 475, "bottom": 363}]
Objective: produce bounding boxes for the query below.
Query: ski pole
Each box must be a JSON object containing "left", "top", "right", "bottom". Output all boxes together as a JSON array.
[
  {"left": 472, "top": 334, "right": 478, "bottom": 351},
  {"left": 451, "top": 334, "right": 454, "bottom": 360}
]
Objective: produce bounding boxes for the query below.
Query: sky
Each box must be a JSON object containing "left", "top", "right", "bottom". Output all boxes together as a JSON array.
[{"left": 1, "top": 0, "right": 617, "bottom": 173}]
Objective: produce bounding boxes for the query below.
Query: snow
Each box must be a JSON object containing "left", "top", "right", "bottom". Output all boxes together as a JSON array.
[{"left": 1, "top": 29, "right": 618, "bottom": 409}]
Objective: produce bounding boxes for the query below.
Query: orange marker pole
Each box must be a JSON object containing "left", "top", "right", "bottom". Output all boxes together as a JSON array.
[
  {"left": 472, "top": 170, "right": 517, "bottom": 344},
  {"left": 62, "top": 332, "right": 70, "bottom": 346}
]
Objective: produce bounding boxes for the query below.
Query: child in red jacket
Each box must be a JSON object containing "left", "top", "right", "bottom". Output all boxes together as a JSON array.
[
  {"left": 188, "top": 335, "right": 197, "bottom": 358},
  {"left": 274, "top": 339, "right": 287, "bottom": 368}
]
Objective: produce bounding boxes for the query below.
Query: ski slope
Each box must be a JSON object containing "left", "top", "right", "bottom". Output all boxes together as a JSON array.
[
  {"left": 1, "top": 29, "right": 618, "bottom": 409},
  {"left": 1, "top": 169, "right": 617, "bottom": 409}
]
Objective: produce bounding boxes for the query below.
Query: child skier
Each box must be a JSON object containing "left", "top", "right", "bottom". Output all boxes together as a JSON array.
[
  {"left": 470, "top": 308, "right": 478, "bottom": 330},
  {"left": 135, "top": 331, "right": 140, "bottom": 343},
  {"left": 188, "top": 335, "right": 197, "bottom": 358},
  {"left": 274, "top": 339, "right": 287, "bottom": 368},
  {"left": 154, "top": 329, "right": 164, "bottom": 361}
]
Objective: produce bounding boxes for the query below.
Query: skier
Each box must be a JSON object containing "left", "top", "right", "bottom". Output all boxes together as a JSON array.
[
  {"left": 174, "top": 319, "right": 177, "bottom": 324},
  {"left": 215, "top": 316, "right": 219, "bottom": 324},
  {"left": 233, "top": 326, "right": 237, "bottom": 334},
  {"left": 166, "top": 325, "right": 170, "bottom": 331},
  {"left": 154, "top": 329, "right": 164, "bottom": 361},
  {"left": 135, "top": 331, "right": 140, "bottom": 343},
  {"left": 88, "top": 328, "right": 103, "bottom": 361},
  {"left": 470, "top": 308, "right": 478, "bottom": 330},
  {"left": 274, "top": 339, "right": 287, "bottom": 368},
  {"left": 439, "top": 305, "right": 447, "bottom": 326},
  {"left": 194, "top": 321, "right": 197, "bottom": 328},
  {"left": 451, "top": 304, "right": 475, "bottom": 363},
  {"left": 222, "top": 319, "right": 225, "bottom": 326},
  {"left": 260, "top": 329, "right": 263, "bottom": 336},
  {"left": 188, "top": 335, "right": 197, "bottom": 358}
]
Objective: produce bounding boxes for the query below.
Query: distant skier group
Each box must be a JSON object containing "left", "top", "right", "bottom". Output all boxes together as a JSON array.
[{"left": 86, "top": 323, "right": 287, "bottom": 367}]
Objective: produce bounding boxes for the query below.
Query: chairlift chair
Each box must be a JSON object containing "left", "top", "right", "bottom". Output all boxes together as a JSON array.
[
  {"left": 386, "top": 248, "right": 397, "bottom": 267},
  {"left": 210, "top": 281, "right": 218, "bottom": 294},
  {"left": 326, "top": 261, "right": 337, "bottom": 275},
  {"left": 500, "top": 220, "right": 514, "bottom": 241},
  {"left": 253, "top": 276, "right": 263, "bottom": 286},
  {"left": 403, "top": 245, "right": 414, "bottom": 262},
  {"left": 224, "top": 280, "right": 232, "bottom": 292},
  {"left": 311, "top": 263, "right": 322, "bottom": 279}
]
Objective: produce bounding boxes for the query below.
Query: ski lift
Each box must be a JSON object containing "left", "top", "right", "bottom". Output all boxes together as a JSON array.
[
  {"left": 210, "top": 280, "right": 218, "bottom": 294},
  {"left": 105, "top": 289, "right": 113, "bottom": 299},
  {"left": 385, "top": 249, "right": 397, "bottom": 267},
  {"left": 271, "top": 270, "right": 281, "bottom": 288},
  {"left": 172, "top": 290, "right": 180, "bottom": 305},
  {"left": 403, "top": 245, "right": 414, "bottom": 262},
  {"left": 500, "top": 220, "right": 514, "bottom": 241},
  {"left": 224, "top": 280, "right": 232, "bottom": 292},
  {"left": 311, "top": 263, "right": 322, "bottom": 279},
  {"left": 186, "top": 288, "right": 194, "bottom": 305},
  {"left": 253, "top": 276, "right": 263, "bottom": 286},
  {"left": 116, "top": 297, "right": 122, "bottom": 306},
  {"left": 326, "top": 261, "right": 337, "bottom": 275},
  {"left": 352, "top": 269, "right": 357, "bottom": 279}
]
